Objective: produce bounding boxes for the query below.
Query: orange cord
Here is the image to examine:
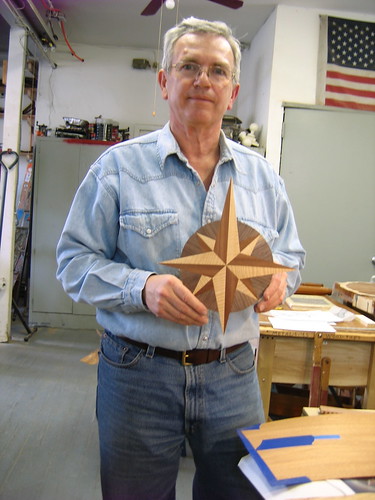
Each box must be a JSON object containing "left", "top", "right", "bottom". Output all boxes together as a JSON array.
[
  {"left": 40, "top": 0, "right": 84, "bottom": 62},
  {"left": 59, "top": 20, "right": 84, "bottom": 62}
]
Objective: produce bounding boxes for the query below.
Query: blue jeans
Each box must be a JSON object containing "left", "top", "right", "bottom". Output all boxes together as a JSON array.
[{"left": 97, "top": 331, "right": 265, "bottom": 500}]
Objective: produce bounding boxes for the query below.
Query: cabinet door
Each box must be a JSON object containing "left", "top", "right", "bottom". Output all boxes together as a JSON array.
[
  {"left": 280, "top": 105, "right": 375, "bottom": 287},
  {"left": 30, "top": 138, "right": 110, "bottom": 327}
]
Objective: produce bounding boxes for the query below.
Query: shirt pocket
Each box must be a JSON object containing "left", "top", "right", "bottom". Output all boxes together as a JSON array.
[
  {"left": 238, "top": 218, "right": 279, "bottom": 247},
  {"left": 119, "top": 210, "right": 181, "bottom": 271}
]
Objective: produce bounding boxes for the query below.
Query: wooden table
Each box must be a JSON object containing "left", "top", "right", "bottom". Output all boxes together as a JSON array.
[{"left": 257, "top": 298, "right": 375, "bottom": 419}]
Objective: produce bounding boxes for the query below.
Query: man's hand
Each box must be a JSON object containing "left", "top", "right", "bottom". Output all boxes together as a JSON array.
[
  {"left": 143, "top": 274, "right": 209, "bottom": 326},
  {"left": 254, "top": 272, "right": 288, "bottom": 313}
]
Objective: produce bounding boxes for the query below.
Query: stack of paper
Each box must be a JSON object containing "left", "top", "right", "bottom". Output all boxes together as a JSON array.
[
  {"left": 238, "top": 454, "right": 356, "bottom": 499},
  {"left": 265, "top": 306, "right": 355, "bottom": 333}
]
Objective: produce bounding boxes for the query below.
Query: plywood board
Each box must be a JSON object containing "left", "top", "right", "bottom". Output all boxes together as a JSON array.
[{"left": 239, "top": 413, "right": 375, "bottom": 487}]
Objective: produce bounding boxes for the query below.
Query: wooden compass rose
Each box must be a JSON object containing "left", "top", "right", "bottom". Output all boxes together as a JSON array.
[{"left": 161, "top": 179, "right": 292, "bottom": 331}]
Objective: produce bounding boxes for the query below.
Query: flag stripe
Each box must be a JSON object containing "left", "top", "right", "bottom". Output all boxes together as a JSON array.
[
  {"left": 326, "top": 70, "right": 375, "bottom": 85},
  {"left": 326, "top": 75, "right": 374, "bottom": 92},
  {"left": 326, "top": 84, "right": 375, "bottom": 99},
  {"left": 326, "top": 64, "right": 375, "bottom": 80},
  {"left": 325, "top": 91, "right": 375, "bottom": 106},
  {"left": 325, "top": 98, "right": 375, "bottom": 112}
]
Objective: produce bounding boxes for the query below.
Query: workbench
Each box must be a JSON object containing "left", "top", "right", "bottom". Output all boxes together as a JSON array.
[{"left": 257, "top": 298, "right": 375, "bottom": 419}]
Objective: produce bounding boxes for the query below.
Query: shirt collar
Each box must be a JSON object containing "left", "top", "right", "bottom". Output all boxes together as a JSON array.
[
  {"left": 157, "top": 122, "right": 241, "bottom": 172},
  {"left": 157, "top": 123, "right": 180, "bottom": 167}
]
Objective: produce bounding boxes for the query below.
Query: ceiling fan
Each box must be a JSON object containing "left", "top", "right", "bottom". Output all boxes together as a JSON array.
[{"left": 141, "top": 0, "right": 243, "bottom": 16}]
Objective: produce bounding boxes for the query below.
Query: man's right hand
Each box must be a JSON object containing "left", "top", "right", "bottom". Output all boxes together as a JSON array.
[{"left": 143, "top": 274, "right": 209, "bottom": 326}]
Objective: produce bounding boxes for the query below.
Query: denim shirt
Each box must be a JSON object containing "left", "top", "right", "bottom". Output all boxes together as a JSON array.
[{"left": 56, "top": 123, "right": 305, "bottom": 350}]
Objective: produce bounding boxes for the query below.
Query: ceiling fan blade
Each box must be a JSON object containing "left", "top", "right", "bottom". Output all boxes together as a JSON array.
[
  {"left": 207, "top": 0, "right": 244, "bottom": 9},
  {"left": 141, "top": 0, "right": 166, "bottom": 16}
]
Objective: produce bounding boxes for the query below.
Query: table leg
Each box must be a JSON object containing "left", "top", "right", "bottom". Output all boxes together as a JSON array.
[
  {"left": 364, "top": 344, "right": 375, "bottom": 409},
  {"left": 309, "top": 333, "right": 323, "bottom": 407},
  {"left": 320, "top": 356, "right": 331, "bottom": 405},
  {"left": 257, "top": 336, "right": 276, "bottom": 420}
]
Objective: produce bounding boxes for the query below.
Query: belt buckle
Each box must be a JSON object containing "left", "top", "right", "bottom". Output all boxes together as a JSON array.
[{"left": 182, "top": 351, "right": 193, "bottom": 366}]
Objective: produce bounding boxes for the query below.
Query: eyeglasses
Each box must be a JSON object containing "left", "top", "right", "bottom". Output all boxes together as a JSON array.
[{"left": 170, "top": 62, "right": 235, "bottom": 84}]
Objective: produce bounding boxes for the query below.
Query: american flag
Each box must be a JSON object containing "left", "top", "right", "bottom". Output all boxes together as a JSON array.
[{"left": 317, "top": 16, "right": 375, "bottom": 112}]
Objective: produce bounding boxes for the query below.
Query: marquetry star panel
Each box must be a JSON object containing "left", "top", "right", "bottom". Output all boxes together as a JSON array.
[{"left": 162, "top": 179, "right": 292, "bottom": 332}]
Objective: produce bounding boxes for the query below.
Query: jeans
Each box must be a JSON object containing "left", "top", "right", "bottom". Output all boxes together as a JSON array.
[{"left": 97, "top": 331, "right": 265, "bottom": 500}]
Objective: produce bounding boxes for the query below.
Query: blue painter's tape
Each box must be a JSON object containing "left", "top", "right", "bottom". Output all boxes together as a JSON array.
[
  {"left": 238, "top": 430, "right": 310, "bottom": 486},
  {"left": 257, "top": 434, "right": 340, "bottom": 450},
  {"left": 238, "top": 430, "right": 341, "bottom": 487},
  {"left": 315, "top": 434, "right": 340, "bottom": 440},
  {"left": 257, "top": 435, "right": 314, "bottom": 450}
]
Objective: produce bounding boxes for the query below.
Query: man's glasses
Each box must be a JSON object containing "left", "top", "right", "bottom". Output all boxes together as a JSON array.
[{"left": 170, "top": 62, "right": 235, "bottom": 84}]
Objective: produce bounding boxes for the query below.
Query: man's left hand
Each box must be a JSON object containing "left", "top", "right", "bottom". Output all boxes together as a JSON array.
[{"left": 254, "top": 272, "right": 287, "bottom": 313}]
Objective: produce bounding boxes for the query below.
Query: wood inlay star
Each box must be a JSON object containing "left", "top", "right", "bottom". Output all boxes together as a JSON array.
[{"left": 161, "top": 179, "right": 292, "bottom": 332}]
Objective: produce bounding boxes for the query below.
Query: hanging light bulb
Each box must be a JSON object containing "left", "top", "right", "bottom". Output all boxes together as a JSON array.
[{"left": 165, "top": 0, "right": 175, "bottom": 9}]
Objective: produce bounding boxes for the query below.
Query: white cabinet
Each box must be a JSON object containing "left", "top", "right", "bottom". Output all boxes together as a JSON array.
[
  {"left": 30, "top": 137, "right": 111, "bottom": 328},
  {"left": 280, "top": 104, "right": 375, "bottom": 287}
]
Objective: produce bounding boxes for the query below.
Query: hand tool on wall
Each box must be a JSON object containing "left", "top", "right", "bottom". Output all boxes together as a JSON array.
[{"left": 0, "top": 149, "right": 19, "bottom": 248}]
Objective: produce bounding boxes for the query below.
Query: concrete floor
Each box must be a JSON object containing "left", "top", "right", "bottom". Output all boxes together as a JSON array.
[{"left": 0, "top": 322, "right": 195, "bottom": 500}]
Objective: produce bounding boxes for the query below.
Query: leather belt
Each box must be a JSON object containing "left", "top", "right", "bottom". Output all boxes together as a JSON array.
[{"left": 121, "top": 336, "right": 248, "bottom": 366}]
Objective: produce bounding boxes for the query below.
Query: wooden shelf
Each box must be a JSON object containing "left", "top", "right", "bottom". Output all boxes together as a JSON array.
[
  {"left": 62, "top": 138, "right": 118, "bottom": 146},
  {"left": 0, "top": 113, "right": 35, "bottom": 120}
]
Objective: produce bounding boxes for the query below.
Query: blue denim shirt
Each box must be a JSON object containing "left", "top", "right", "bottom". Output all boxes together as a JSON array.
[{"left": 56, "top": 123, "right": 305, "bottom": 350}]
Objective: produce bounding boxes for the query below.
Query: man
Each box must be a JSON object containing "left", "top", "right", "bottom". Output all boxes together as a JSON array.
[{"left": 57, "top": 17, "right": 305, "bottom": 500}]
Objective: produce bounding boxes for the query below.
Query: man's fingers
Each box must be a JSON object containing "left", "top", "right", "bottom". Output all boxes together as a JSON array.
[
  {"left": 144, "top": 274, "right": 208, "bottom": 325},
  {"left": 255, "top": 272, "right": 287, "bottom": 313},
  {"left": 173, "top": 281, "right": 208, "bottom": 315},
  {"left": 168, "top": 283, "right": 208, "bottom": 324}
]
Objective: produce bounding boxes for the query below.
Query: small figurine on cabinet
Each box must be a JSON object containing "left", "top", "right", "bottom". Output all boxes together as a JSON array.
[{"left": 239, "top": 122, "right": 259, "bottom": 148}]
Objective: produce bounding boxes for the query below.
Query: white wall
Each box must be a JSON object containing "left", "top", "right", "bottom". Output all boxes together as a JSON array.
[
  {"left": 266, "top": 5, "right": 320, "bottom": 169},
  {"left": 238, "top": 5, "right": 375, "bottom": 171},
  {"left": 36, "top": 44, "right": 170, "bottom": 133},
  {"left": 236, "top": 8, "right": 277, "bottom": 148},
  {"left": 35, "top": 6, "right": 375, "bottom": 170}
]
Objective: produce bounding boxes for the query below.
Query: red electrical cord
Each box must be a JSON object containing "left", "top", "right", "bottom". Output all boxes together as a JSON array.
[
  {"left": 59, "top": 20, "right": 84, "bottom": 62},
  {"left": 40, "top": 0, "right": 84, "bottom": 62},
  {"left": 40, "top": 0, "right": 60, "bottom": 16}
]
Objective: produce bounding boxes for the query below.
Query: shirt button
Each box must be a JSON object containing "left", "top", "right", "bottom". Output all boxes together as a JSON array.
[
  {"left": 146, "top": 228, "right": 152, "bottom": 234},
  {"left": 202, "top": 335, "right": 208, "bottom": 342},
  {"left": 206, "top": 219, "right": 212, "bottom": 224}
]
